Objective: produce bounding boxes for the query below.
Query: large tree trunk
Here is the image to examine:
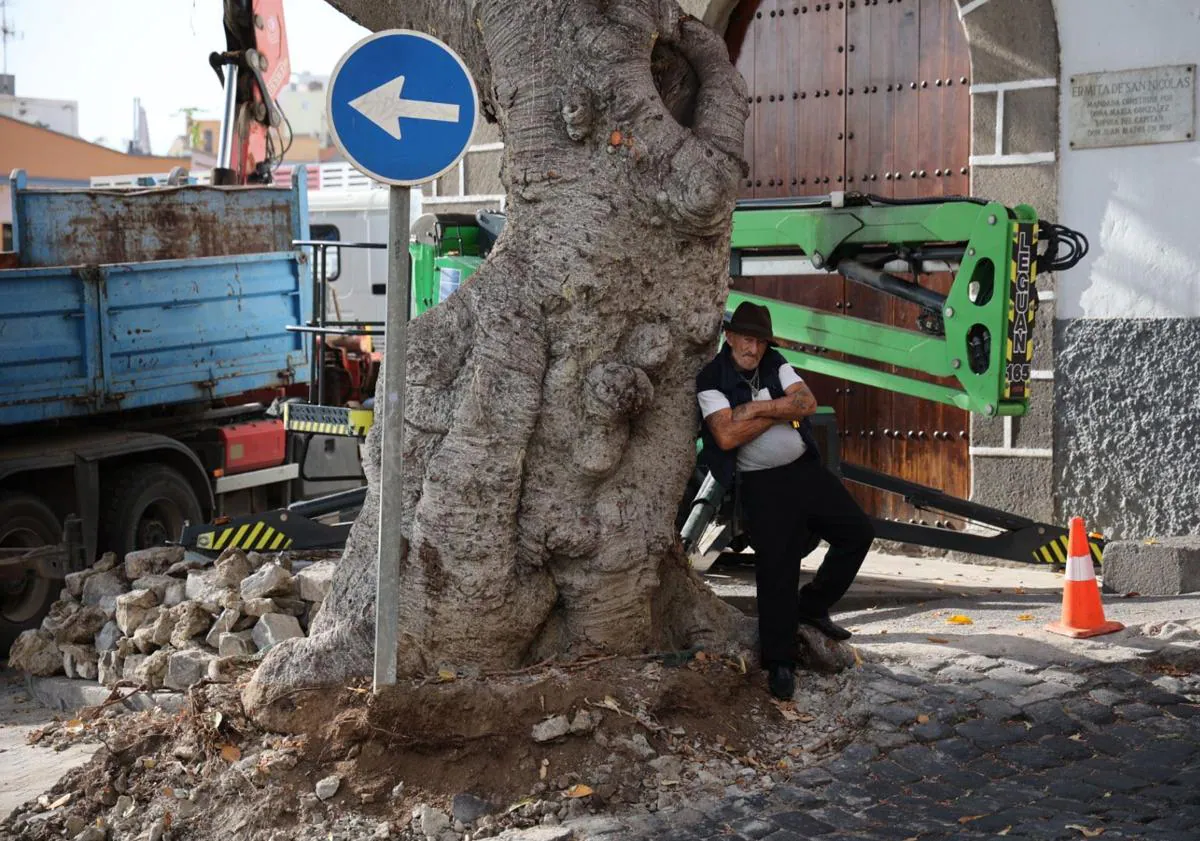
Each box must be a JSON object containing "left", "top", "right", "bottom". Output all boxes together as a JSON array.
[{"left": 245, "top": 0, "right": 756, "bottom": 718}]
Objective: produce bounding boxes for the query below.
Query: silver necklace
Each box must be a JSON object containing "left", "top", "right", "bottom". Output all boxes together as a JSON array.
[{"left": 740, "top": 368, "right": 760, "bottom": 392}]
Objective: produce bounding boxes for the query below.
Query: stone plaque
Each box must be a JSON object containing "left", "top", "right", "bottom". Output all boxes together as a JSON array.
[{"left": 1068, "top": 64, "right": 1195, "bottom": 150}]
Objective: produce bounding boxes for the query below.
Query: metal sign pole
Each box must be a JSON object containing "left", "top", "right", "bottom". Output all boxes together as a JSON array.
[
  {"left": 374, "top": 184, "right": 411, "bottom": 690},
  {"left": 328, "top": 29, "right": 479, "bottom": 694}
]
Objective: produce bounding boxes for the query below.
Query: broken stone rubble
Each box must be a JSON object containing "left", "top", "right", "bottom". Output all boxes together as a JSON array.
[
  {"left": 8, "top": 545, "right": 332, "bottom": 688},
  {"left": 252, "top": 613, "right": 303, "bottom": 650},
  {"left": 240, "top": 562, "right": 294, "bottom": 600},
  {"left": 114, "top": 588, "right": 158, "bottom": 635}
]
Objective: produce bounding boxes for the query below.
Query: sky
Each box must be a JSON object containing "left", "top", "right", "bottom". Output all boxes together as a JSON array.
[{"left": 3, "top": 0, "right": 369, "bottom": 154}]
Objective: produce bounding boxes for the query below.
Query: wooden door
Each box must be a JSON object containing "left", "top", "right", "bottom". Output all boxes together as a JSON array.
[{"left": 727, "top": 0, "right": 971, "bottom": 522}]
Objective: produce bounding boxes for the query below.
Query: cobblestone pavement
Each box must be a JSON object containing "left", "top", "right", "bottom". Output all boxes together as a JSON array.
[{"left": 572, "top": 639, "right": 1200, "bottom": 840}]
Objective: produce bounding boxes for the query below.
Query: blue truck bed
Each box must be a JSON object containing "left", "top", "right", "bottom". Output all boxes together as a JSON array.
[{"left": 0, "top": 169, "right": 312, "bottom": 426}]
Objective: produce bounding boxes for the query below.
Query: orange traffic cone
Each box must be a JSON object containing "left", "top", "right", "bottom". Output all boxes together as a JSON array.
[{"left": 1045, "top": 517, "right": 1123, "bottom": 638}]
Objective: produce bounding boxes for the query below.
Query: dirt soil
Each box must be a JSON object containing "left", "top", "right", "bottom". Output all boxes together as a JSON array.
[{"left": 0, "top": 651, "right": 870, "bottom": 841}]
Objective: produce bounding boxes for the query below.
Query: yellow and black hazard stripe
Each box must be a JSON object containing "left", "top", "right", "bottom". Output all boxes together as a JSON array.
[
  {"left": 195, "top": 522, "right": 294, "bottom": 551},
  {"left": 1032, "top": 534, "right": 1104, "bottom": 565},
  {"left": 283, "top": 404, "right": 374, "bottom": 438}
]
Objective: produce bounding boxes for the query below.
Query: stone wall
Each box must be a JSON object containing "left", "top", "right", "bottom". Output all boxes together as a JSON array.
[{"left": 957, "top": 0, "right": 1061, "bottom": 523}]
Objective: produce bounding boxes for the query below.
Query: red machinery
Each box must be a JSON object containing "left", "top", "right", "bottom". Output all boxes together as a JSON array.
[{"left": 209, "top": 0, "right": 292, "bottom": 185}]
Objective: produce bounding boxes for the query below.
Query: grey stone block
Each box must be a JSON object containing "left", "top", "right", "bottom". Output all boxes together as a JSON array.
[
  {"left": 241, "top": 563, "right": 295, "bottom": 600},
  {"left": 1003, "top": 86, "right": 1058, "bottom": 156},
  {"left": 1012, "top": 379, "right": 1053, "bottom": 450},
  {"left": 971, "top": 454, "right": 1055, "bottom": 525},
  {"left": 1101, "top": 538, "right": 1200, "bottom": 595},
  {"left": 251, "top": 613, "right": 303, "bottom": 650},
  {"left": 165, "top": 649, "right": 216, "bottom": 691},
  {"left": 81, "top": 570, "right": 127, "bottom": 607},
  {"left": 28, "top": 676, "right": 183, "bottom": 714},
  {"left": 960, "top": 0, "right": 1058, "bottom": 84},
  {"left": 124, "top": 545, "right": 184, "bottom": 579},
  {"left": 295, "top": 560, "right": 335, "bottom": 602},
  {"left": 132, "top": 574, "right": 185, "bottom": 606},
  {"left": 972, "top": 163, "right": 1058, "bottom": 223}
]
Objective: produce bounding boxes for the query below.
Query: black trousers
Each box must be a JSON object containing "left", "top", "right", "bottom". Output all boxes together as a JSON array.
[{"left": 739, "top": 455, "right": 874, "bottom": 667}]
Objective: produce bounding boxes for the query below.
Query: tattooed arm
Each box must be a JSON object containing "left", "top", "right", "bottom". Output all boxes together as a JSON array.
[
  {"left": 753, "top": 381, "right": 819, "bottom": 421},
  {"left": 704, "top": 403, "right": 776, "bottom": 450}
]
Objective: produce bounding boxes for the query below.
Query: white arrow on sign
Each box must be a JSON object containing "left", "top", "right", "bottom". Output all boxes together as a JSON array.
[{"left": 348, "top": 75, "right": 461, "bottom": 140}]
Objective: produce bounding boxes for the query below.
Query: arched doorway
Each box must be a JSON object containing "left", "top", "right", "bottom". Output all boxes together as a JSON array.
[{"left": 726, "top": 0, "right": 972, "bottom": 523}]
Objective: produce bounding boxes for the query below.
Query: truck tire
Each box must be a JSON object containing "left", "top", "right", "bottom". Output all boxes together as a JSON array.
[
  {"left": 102, "top": 464, "right": 203, "bottom": 558},
  {"left": 0, "top": 492, "right": 61, "bottom": 653}
]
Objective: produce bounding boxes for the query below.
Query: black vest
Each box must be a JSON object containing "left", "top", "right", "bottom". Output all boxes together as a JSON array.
[{"left": 695, "top": 344, "right": 819, "bottom": 488}]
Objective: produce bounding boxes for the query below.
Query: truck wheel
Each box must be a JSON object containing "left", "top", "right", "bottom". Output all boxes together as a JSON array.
[
  {"left": 102, "top": 465, "right": 203, "bottom": 558},
  {"left": 0, "top": 492, "right": 60, "bottom": 653}
]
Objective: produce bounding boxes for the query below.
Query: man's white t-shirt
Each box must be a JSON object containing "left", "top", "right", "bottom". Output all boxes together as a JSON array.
[{"left": 697, "top": 362, "right": 807, "bottom": 472}]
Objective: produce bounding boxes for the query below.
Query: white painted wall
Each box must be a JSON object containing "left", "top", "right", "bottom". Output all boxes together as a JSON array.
[
  {"left": 1056, "top": 0, "right": 1200, "bottom": 319},
  {"left": 0, "top": 94, "right": 79, "bottom": 136},
  {"left": 277, "top": 73, "right": 330, "bottom": 143}
]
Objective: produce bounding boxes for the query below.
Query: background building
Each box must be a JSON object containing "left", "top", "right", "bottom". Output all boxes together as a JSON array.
[
  {"left": 0, "top": 73, "right": 78, "bottom": 136},
  {"left": 666, "top": 0, "right": 1199, "bottom": 541},
  {"left": 0, "top": 115, "right": 187, "bottom": 245}
]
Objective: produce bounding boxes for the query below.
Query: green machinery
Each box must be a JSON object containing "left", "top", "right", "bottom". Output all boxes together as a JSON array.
[
  {"left": 728, "top": 194, "right": 1047, "bottom": 418},
  {"left": 183, "top": 193, "right": 1095, "bottom": 566}
]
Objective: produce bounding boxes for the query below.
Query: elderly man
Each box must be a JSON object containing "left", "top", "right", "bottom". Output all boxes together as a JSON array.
[{"left": 695, "top": 301, "right": 874, "bottom": 699}]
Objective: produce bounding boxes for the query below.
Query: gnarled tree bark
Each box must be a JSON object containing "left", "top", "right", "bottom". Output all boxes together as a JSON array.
[{"left": 246, "top": 0, "right": 774, "bottom": 723}]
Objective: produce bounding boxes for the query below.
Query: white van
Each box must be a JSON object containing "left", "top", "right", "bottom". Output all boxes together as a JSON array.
[{"left": 307, "top": 183, "right": 423, "bottom": 326}]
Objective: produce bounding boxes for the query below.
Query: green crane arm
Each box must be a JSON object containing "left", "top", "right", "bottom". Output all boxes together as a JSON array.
[{"left": 727, "top": 193, "right": 1057, "bottom": 418}]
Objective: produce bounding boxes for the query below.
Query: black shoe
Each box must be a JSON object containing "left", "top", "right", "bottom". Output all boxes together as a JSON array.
[
  {"left": 767, "top": 664, "right": 795, "bottom": 700},
  {"left": 798, "top": 611, "right": 852, "bottom": 641}
]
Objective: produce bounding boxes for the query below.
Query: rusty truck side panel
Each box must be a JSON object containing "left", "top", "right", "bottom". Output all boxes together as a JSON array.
[{"left": 0, "top": 169, "right": 311, "bottom": 425}]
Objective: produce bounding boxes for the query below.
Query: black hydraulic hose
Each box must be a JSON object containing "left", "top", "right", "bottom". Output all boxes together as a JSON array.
[
  {"left": 288, "top": 486, "right": 368, "bottom": 518},
  {"left": 1037, "top": 221, "right": 1089, "bottom": 272},
  {"left": 860, "top": 193, "right": 990, "bottom": 208},
  {"left": 835, "top": 259, "right": 947, "bottom": 312}
]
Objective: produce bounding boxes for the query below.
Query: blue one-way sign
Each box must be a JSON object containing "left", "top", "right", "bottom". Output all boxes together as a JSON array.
[{"left": 328, "top": 30, "right": 479, "bottom": 186}]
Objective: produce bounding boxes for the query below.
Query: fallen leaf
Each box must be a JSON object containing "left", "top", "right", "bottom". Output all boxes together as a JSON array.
[
  {"left": 916, "top": 714, "right": 930, "bottom": 724},
  {"left": 947, "top": 615, "right": 974, "bottom": 625},
  {"left": 212, "top": 711, "right": 223, "bottom": 729},
  {"left": 926, "top": 637, "right": 950, "bottom": 644},
  {"left": 1066, "top": 825, "right": 1105, "bottom": 837},
  {"left": 505, "top": 796, "right": 535, "bottom": 814},
  {"left": 436, "top": 668, "right": 456, "bottom": 683},
  {"left": 772, "top": 702, "right": 814, "bottom": 723},
  {"left": 958, "top": 815, "right": 985, "bottom": 824},
  {"left": 609, "top": 130, "right": 623, "bottom": 146},
  {"left": 220, "top": 744, "right": 242, "bottom": 763},
  {"left": 1014, "top": 587, "right": 1027, "bottom": 595},
  {"left": 564, "top": 784, "right": 593, "bottom": 798},
  {"left": 694, "top": 650, "right": 707, "bottom": 662},
  {"left": 1016, "top": 614, "right": 1035, "bottom": 622}
]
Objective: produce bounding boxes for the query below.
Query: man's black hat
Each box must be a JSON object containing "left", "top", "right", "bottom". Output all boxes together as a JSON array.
[{"left": 725, "top": 301, "right": 774, "bottom": 341}]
